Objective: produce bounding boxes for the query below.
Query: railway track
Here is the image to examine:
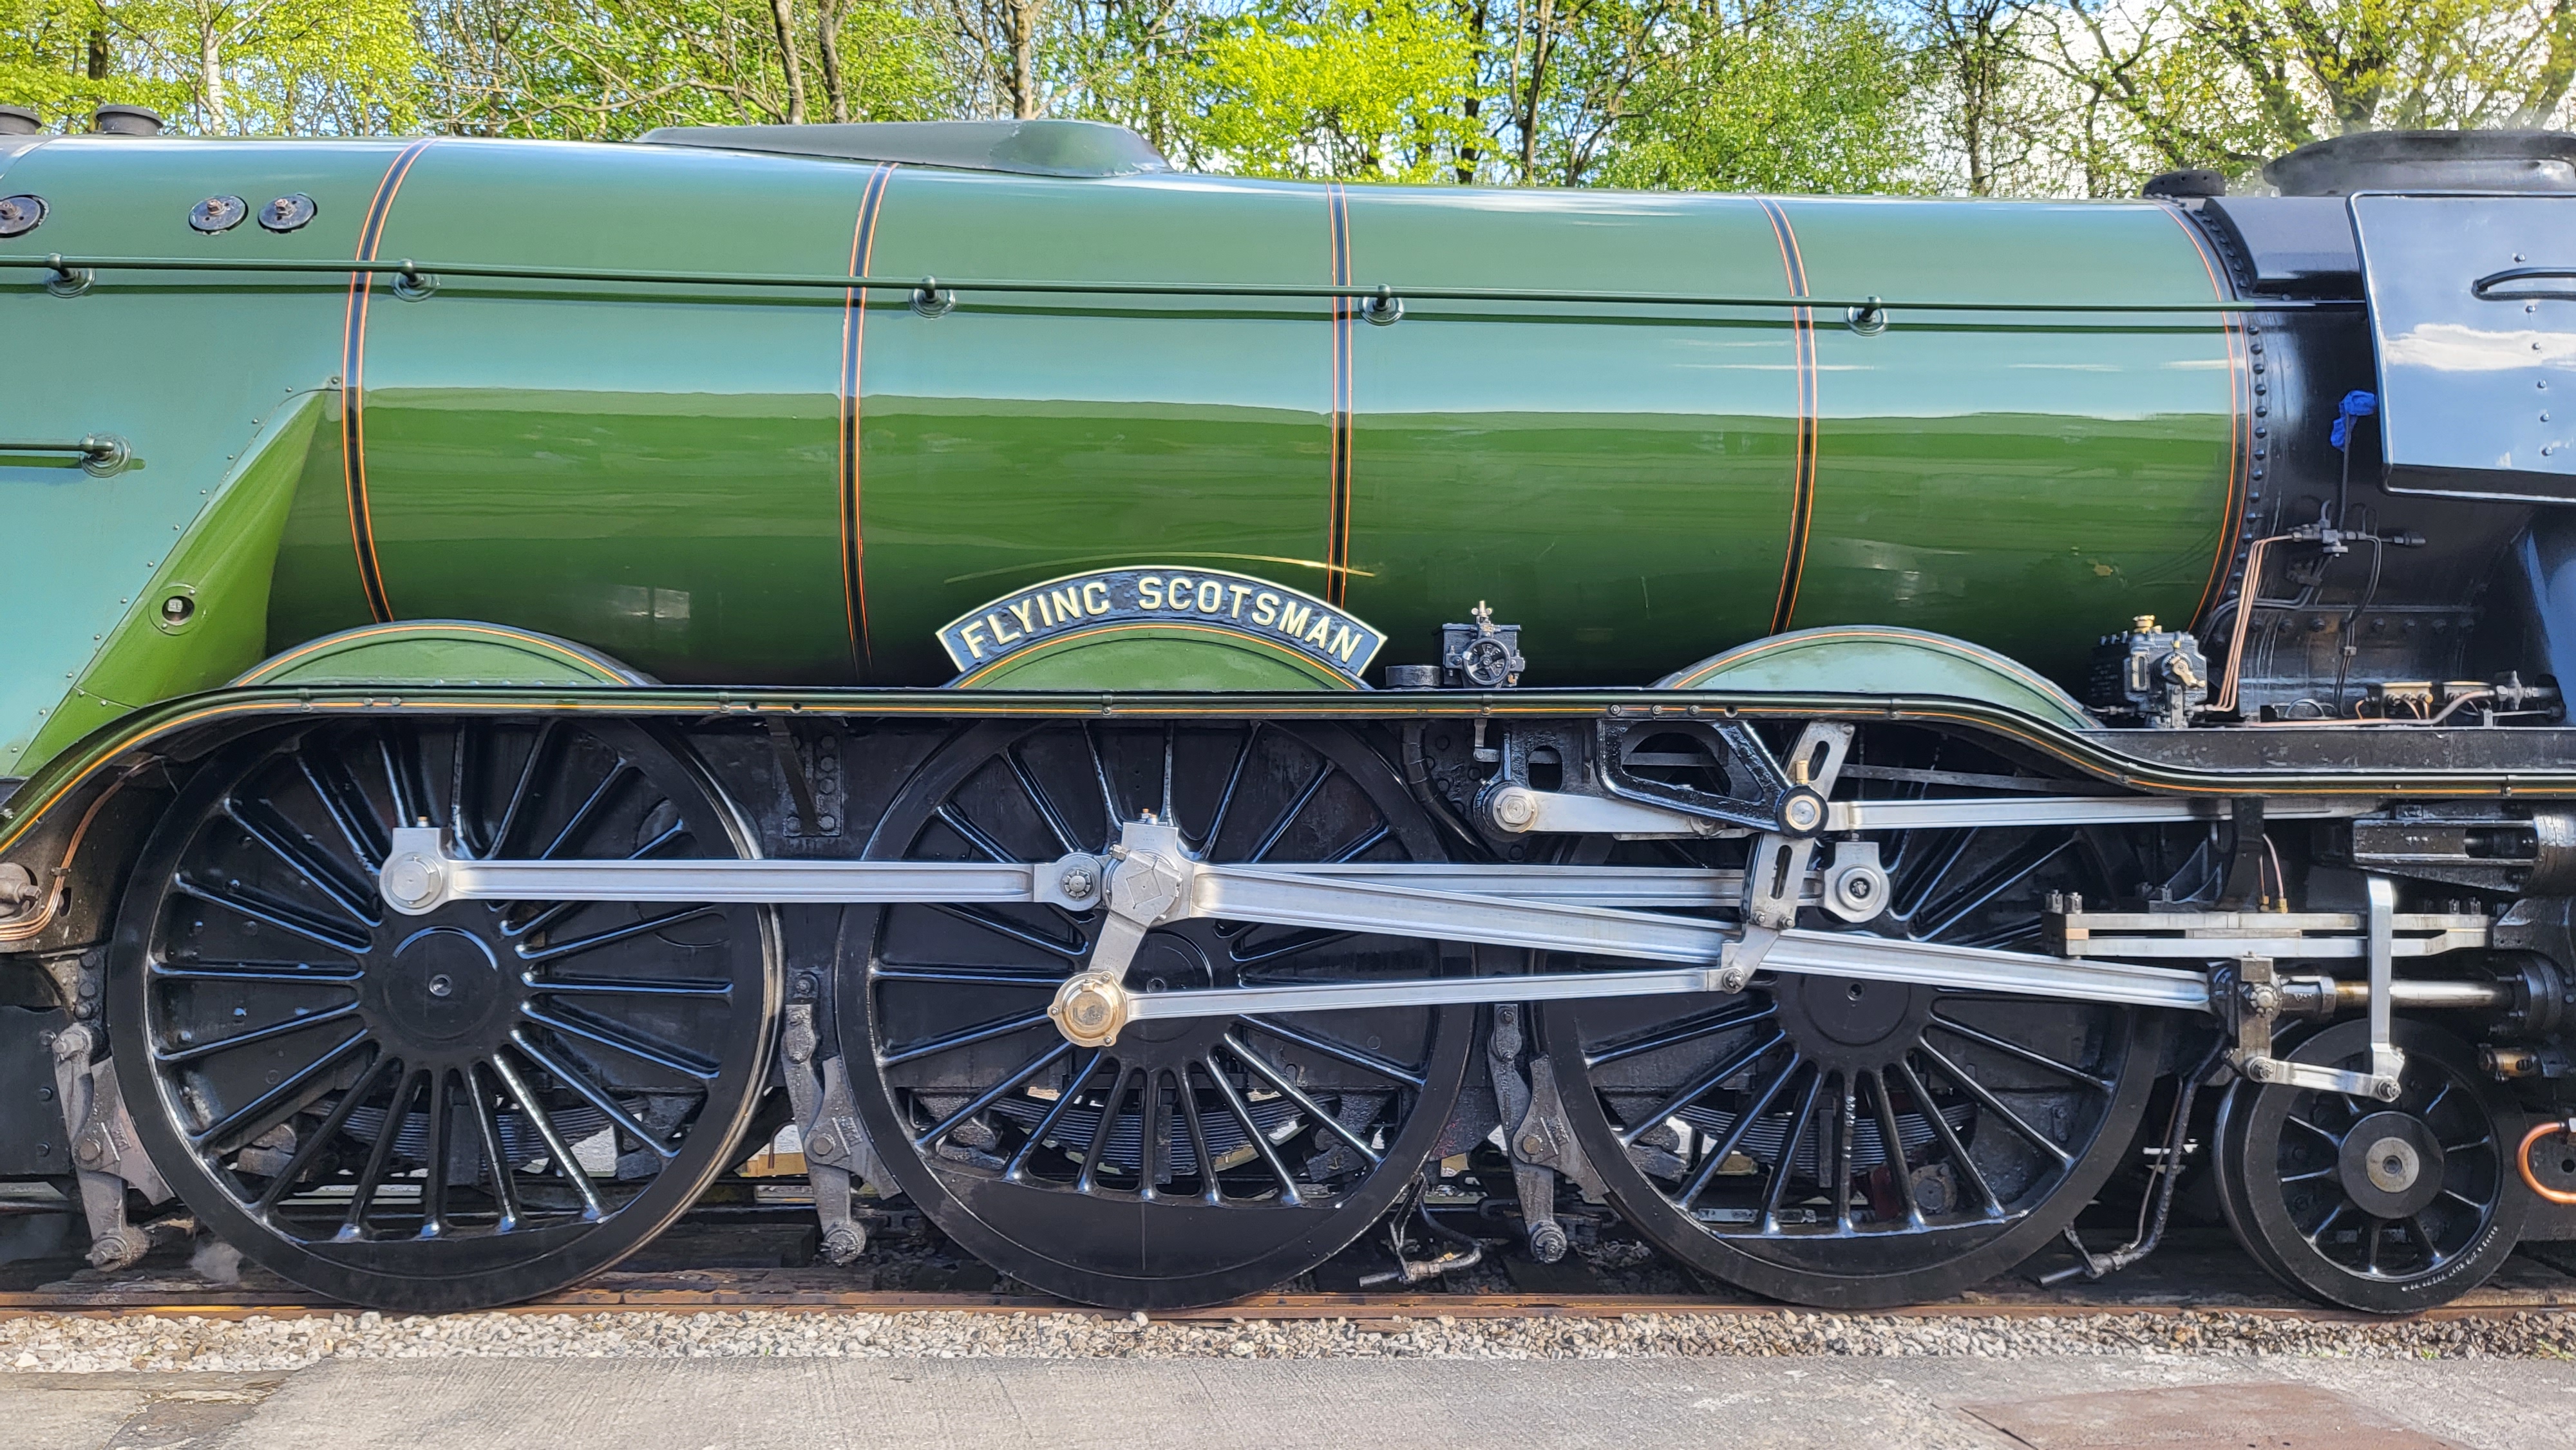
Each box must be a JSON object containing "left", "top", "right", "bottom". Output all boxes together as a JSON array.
[{"left": 12, "top": 1234, "right": 2576, "bottom": 1324}]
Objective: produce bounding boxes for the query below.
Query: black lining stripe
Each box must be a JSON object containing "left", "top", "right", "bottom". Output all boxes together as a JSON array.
[
  {"left": 341, "top": 139, "right": 434, "bottom": 625},
  {"left": 840, "top": 162, "right": 898, "bottom": 679},
  {"left": 1758, "top": 199, "right": 1817, "bottom": 636},
  {"left": 1326, "top": 182, "right": 1354, "bottom": 609}
]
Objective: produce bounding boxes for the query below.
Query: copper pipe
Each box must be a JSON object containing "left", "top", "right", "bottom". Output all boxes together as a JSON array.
[
  {"left": 2214, "top": 534, "right": 2297, "bottom": 716},
  {"left": 0, "top": 777, "right": 128, "bottom": 945},
  {"left": 2518, "top": 1118, "right": 2576, "bottom": 1206}
]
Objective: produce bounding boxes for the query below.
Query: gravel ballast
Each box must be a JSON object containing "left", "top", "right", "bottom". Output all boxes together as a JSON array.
[{"left": 5, "top": 1307, "right": 2576, "bottom": 1371}]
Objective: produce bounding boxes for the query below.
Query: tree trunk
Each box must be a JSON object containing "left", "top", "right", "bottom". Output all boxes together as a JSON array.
[
  {"left": 817, "top": 0, "right": 850, "bottom": 122},
  {"left": 198, "top": 19, "right": 227, "bottom": 131},
  {"left": 770, "top": 0, "right": 810, "bottom": 125},
  {"left": 86, "top": 27, "right": 108, "bottom": 80},
  {"left": 1006, "top": 0, "right": 1041, "bottom": 119},
  {"left": 1519, "top": 0, "right": 1557, "bottom": 183}
]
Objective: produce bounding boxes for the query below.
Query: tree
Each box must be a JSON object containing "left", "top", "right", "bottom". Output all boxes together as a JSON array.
[
  {"left": 1194, "top": 0, "right": 1483, "bottom": 180},
  {"left": 99, "top": 0, "right": 422, "bottom": 134},
  {"left": 1600, "top": 0, "right": 1927, "bottom": 193}
]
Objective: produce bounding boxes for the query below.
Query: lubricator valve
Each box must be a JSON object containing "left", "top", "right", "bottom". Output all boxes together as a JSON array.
[
  {"left": 1441, "top": 603, "right": 1526, "bottom": 688},
  {"left": 2087, "top": 615, "right": 2211, "bottom": 730}
]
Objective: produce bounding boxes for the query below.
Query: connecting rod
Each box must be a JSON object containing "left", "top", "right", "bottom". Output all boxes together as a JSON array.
[{"left": 381, "top": 821, "right": 2214, "bottom": 1048}]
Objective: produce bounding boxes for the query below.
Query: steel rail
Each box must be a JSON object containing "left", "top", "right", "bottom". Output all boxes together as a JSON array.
[{"left": 0, "top": 252, "right": 2362, "bottom": 314}]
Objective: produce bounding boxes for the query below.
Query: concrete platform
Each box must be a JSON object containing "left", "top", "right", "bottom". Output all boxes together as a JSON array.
[{"left": 12, "top": 1354, "right": 2576, "bottom": 1450}]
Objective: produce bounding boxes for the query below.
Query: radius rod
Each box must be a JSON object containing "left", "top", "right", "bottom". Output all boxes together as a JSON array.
[{"left": 382, "top": 822, "right": 2213, "bottom": 1039}]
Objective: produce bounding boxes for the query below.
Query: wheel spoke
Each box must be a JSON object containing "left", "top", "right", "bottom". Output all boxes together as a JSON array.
[
  {"left": 340, "top": 1066, "right": 424, "bottom": 1238},
  {"left": 1141, "top": 1067, "right": 1172, "bottom": 1198},
  {"left": 191, "top": 1030, "right": 372, "bottom": 1153},
  {"left": 2301, "top": 1199, "right": 2349, "bottom": 1247},
  {"left": 254, "top": 1048, "right": 395, "bottom": 1214},
  {"left": 1325, "top": 821, "right": 1392, "bottom": 864},
  {"left": 1760, "top": 1068, "right": 1825, "bottom": 1230},
  {"left": 1895, "top": 1055, "right": 2002, "bottom": 1216},
  {"left": 516, "top": 904, "right": 719, "bottom": 965},
  {"left": 151, "top": 960, "right": 364, "bottom": 986},
  {"left": 1893, "top": 828, "right": 1979, "bottom": 919},
  {"left": 1224, "top": 1032, "right": 1380, "bottom": 1165},
  {"left": 1867, "top": 1069, "right": 1925, "bottom": 1229},
  {"left": 1915, "top": 833, "right": 2074, "bottom": 941},
  {"left": 1199, "top": 1053, "right": 1303, "bottom": 1205},
  {"left": 222, "top": 797, "right": 382, "bottom": 927},
  {"left": 1241, "top": 1015, "right": 1425, "bottom": 1088},
  {"left": 911, "top": 1041, "right": 1073, "bottom": 1152},
  {"left": 487, "top": 1049, "right": 607, "bottom": 1219},
  {"left": 871, "top": 964, "right": 1068, "bottom": 989},
  {"left": 466, "top": 1062, "right": 523, "bottom": 1231},
  {"left": 2284, "top": 1113, "right": 2347, "bottom": 1149},
  {"left": 1076, "top": 1062, "right": 1137, "bottom": 1194},
  {"left": 931, "top": 803, "right": 1017, "bottom": 864},
  {"left": 878, "top": 1010, "right": 1054, "bottom": 1068},
  {"left": 1198, "top": 724, "right": 1262, "bottom": 850},
  {"left": 507, "top": 1029, "right": 684, "bottom": 1162},
  {"left": 297, "top": 746, "right": 387, "bottom": 872},
  {"left": 536, "top": 762, "right": 636, "bottom": 862},
  {"left": 1586, "top": 1005, "right": 1778, "bottom": 1071},
  {"left": 1005, "top": 748, "right": 1084, "bottom": 856},
  {"left": 421, "top": 1068, "right": 455, "bottom": 1238},
  {"left": 173, "top": 878, "right": 371, "bottom": 957},
  {"left": 1830, "top": 1073, "right": 1859, "bottom": 1232},
  {"left": 1003, "top": 1050, "right": 1104, "bottom": 1182},
  {"left": 923, "top": 903, "right": 1088, "bottom": 960},
  {"left": 375, "top": 728, "right": 424, "bottom": 832},
  {"left": 521, "top": 1004, "right": 721, "bottom": 1082},
  {"left": 487, "top": 721, "right": 561, "bottom": 860},
  {"left": 1924, "top": 1014, "right": 2112, "bottom": 1092},
  {"left": 1622, "top": 1028, "right": 1787, "bottom": 1149},
  {"left": 2407, "top": 1212, "right": 2447, "bottom": 1270},
  {"left": 1246, "top": 760, "right": 1334, "bottom": 863},
  {"left": 501, "top": 823, "right": 694, "bottom": 941},
  {"left": 1080, "top": 723, "right": 1124, "bottom": 827},
  {"left": 524, "top": 973, "right": 732, "bottom": 999},
  {"left": 154, "top": 1001, "right": 364, "bottom": 1066},
  {"left": 1231, "top": 927, "right": 1359, "bottom": 968},
  {"left": 1676, "top": 1051, "right": 1806, "bottom": 1209},
  {"left": 1913, "top": 1040, "right": 2074, "bottom": 1168},
  {"left": 1177, "top": 1060, "right": 1225, "bottom": 1203}
]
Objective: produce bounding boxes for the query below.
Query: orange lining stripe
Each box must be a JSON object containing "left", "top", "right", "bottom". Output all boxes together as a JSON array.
[
  {"left": 1325, "top": 182, "right": 1355, "bottom": 609},
  {"left": 341, "top": 139, "right": 435, "bottom": 625},
  {"left": 839, "top": 163, "right": 898, "bottom": 679},
  {"left": 2161, "top": 203, "right": 2249, "bottom": 628},
  {"left": 232, "top": 622, "right": 636, "bottom": 686},
  {"left": 1757, "top": 200, "right": 1818, "bottom": 634}
]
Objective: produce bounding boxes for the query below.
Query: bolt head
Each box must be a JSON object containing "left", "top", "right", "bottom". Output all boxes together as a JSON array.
[
  {"left": 1493, "top": 789, "right": 1537, "bottom": 827},
  {"left": 1060, "top": 865, "right": 1097, "bottom": 901},
  {"left": 383, "top": 853, "right": 442, "bottom": 910},
  {"left": 809, "top": 1135, "right": 838, "bottom": 1158},
  {"left": 1518, "top": 1133, "right": 1548, "bottom": 1157}
]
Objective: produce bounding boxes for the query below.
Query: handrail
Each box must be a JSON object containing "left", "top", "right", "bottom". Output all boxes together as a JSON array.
[
  {"left": 0, "top": 252, "right": 2363, "bottom": 315},
  {"left": 0, "top": 434, "right": 129, "bottom": 475}
]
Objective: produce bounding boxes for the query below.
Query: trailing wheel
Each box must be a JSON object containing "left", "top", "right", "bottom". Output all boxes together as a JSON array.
[
  {"left": 108, "top": 719, "right": 779, "bottom": 1312},
  {"left": 841, "top": 721, "right": 1473, "bottom": 1308},
  {"left": 2212, "top": 1019, "right": 2526, "bottom": 1313},
  {"left": 1540, "top": 815, "right": 2162, "bottom": 1307}
]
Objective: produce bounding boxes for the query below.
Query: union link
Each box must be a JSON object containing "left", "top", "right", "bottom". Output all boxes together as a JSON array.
[{"left": 377, "top": 818, "right": 2214, "bottom": 1042}]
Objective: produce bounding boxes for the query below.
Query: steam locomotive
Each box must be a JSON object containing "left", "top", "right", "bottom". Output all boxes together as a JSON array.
[{"left": 5, "top": 104, "right": 2575, "bottom": 1315}]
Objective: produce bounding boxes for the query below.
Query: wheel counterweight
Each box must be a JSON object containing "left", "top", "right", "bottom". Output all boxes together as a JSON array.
[
  {"left": 108, "top": 720, "right": 779, "bottom": 1313},
  {"left": 838, "top": 722, "right": 1473, "bottom": 1308}
]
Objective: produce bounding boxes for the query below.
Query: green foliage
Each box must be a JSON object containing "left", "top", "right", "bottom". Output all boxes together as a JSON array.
[
  {"left": 1597, "top": 0, "right": 1929, "bottom": 193},
  {"left": 5, "top": 0, "right": 2573, "bottom": 193},
  {"left": 1195, "top": 0, "right": 1482, "bottom": 180}
]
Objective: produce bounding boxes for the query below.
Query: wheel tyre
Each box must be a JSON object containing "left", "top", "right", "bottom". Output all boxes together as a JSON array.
[
  {"left": 108, "top": 720, "right": 779, "bottom": 1313},
  {"left": 2219, "top": 1018, "right": 2526, "bottom": 1314}
]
